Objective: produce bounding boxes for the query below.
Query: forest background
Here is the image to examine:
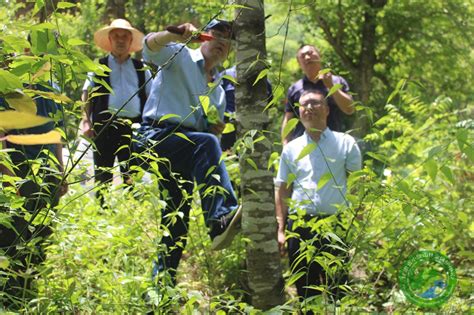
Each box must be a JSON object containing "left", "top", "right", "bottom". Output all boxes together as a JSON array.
[{"left": 0, "top": 0, "right": 472, "bottom": 313}]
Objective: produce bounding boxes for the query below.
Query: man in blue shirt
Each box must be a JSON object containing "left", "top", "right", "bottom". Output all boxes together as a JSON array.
[
  {"left": 276, "top": 89, "right": 361, "bottom": 301},
  {"left": 135, "top": 19, "right": 241, "bottom": 284},
  {"left": 81, "top": 19, "right": 151, "bottom": 205}
]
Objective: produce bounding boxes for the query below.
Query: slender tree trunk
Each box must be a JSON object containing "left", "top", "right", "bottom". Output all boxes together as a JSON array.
[{"left": 234, "top": 0, "right": 285, "bottom": 310}]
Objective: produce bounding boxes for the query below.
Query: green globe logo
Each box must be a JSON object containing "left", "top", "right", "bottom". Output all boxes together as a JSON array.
[{"left": 399, "top": 251, "right": 457, "bottom": 308}]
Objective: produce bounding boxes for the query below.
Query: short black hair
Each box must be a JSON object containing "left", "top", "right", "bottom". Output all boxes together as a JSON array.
[
  {"left": 297, "top": 44, "right": 321, "bottom": 57},
  {"left": 299, "top": 89, "right": 328, "bottom": 105}
]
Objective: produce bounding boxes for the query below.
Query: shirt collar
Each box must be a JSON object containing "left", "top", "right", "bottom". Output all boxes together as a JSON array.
[
  {"left": 304, "top": 127, "right": 330, "bottom": 143},
  {"left": 108, "top": 54, "right": 131, "bottom": 64}
]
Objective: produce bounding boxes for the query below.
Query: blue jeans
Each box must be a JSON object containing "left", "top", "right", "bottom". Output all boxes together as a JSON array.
[{"left": 134, "top": 123, "right": 238, "bottom": 281}]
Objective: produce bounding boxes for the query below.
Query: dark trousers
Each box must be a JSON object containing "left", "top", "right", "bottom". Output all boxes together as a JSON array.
[
  {"left": 134, "top": 123, "right": 238, "bottom": 282},
  {"left": 0, "top": 165, "right": 60, "bottom": 307},
  {"left": 287, "top": 217, "right": 348, "bottom": 301},
  {"left": 93, "top": 119, "right": 135, "bottom": 200}
]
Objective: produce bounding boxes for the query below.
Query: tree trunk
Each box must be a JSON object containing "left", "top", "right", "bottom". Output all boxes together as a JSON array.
[{"left": 234, "top": 0, "right": 285, "bottom": 310}]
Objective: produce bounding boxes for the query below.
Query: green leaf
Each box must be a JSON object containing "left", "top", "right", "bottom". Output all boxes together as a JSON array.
[
  {"left": 158, "top": 113, "right": 181, "bottom": 124},
  {"left": 67, "top": 38, "right": 88, "bottom": 46},
  {"left": 326, "top": 83, "right": 343, "bottom": 98},
  {"left": 0, "top": 69, "right": 22, "bottom": 94},
  {"left": 317, "top": 172, "right": 333, "bottom": 190},
  {"left": 246, "top": 158, "right": 258, "bottom": 171},
  {"left": 282, "top": 118, "right": 299, "bottom": 140},
  {"left": 424, "top": 158, "right": 438, "bottom": 181},
  {"left": 296, "top": 143, "right": 317, "bottom": 162},
  {"left": 253, "top": 68, "right": 269, "bottom": 86},
  {"left": 4, "top": 130, "right": 62, "bottom": 145},
  {"left": 222, "top": 123, "right": 235, "bottom": 134},
  {"left": 174, "top": 132, "right": 195, "bottom": 145},
  {"left": 222, "top": 74, "right": 237, "bottom": 85},
  {"left": 57, "top": 1, "right": 77, "bottom": 9},
  {"left": 199, "top": 95, "right": 210, "bottom": 114},
  {"left": 0, "top": 256, "right": 9, "bottom": 269},
  {"left": 0, "top": 111, "right": 52, "bottom": 130},
  {"left": 440, "top": 166, "right": 455, "bottom": 184},
  {"left": 5, "top": 92, "right": 37, "bottom": 113}
]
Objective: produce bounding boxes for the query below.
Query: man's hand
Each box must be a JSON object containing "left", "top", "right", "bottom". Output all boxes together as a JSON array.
[
  {"left": 320, "top": 71, "right": 334, "bottom": 89},
  {"left": 209, "top": 121, "right": 225, "bottom": 135},
  {"left": 170, "top": 23, "right": 199, "bottom": 43},
  {"left": 277, "top": 229, "right": 287, "bottom": 256},
  {"left": 80, "top": 119, "right": 95, "bottom": 138}
]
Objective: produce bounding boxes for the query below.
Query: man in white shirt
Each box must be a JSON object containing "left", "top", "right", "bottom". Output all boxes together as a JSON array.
[
  {"left": 80, "top": 19, "right": 151, "bottom": 205},
  {"left": 275, "top": 89, "right": 362, "bottom": 301}
]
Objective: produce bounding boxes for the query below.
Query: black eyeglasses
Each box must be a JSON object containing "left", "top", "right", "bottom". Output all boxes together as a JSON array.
[{"left": 299, "top": 100, "right": 324, "bottom": 108}]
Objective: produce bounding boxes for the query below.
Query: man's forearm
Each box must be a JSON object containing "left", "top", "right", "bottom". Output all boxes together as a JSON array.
[
  {"left": 276, "top": 184, "right": 291, "bottom": 231},
  {"left": 332, "top": 90, "right": 354, "bottom": 115}
]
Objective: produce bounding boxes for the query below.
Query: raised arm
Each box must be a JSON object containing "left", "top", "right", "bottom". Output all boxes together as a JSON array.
[
  {"left": 321, "top": 72, "right": 354, "bottom": 115},
  {"left": 145, "top": 23, "right": 198, "bottom": 52}
]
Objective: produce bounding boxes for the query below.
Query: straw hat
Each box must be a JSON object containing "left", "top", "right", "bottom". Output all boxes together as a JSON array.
[{"left": 94, "top": 19, "right": 144, "bottom": 53}]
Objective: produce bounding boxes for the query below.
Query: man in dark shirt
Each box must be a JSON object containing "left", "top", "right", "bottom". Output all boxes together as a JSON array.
[{"left": 281, "top": 44, "right": 354, "bottom": 145}]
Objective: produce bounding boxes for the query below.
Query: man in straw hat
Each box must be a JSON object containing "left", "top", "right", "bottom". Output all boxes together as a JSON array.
[
  {"left": 134, "top": 19, "right": 241, "bottom": 286},
  {"left": 81, "top": 19, "right": 151, "bottom": 206}
]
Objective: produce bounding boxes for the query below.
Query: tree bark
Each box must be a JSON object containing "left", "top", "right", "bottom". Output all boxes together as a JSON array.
[{"left": 235, "top": 0, "right": 285, "bottom": 310}]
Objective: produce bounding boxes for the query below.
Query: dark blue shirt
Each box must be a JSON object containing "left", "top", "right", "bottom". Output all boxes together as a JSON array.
[{"left": 285, "top": 75, "right": 350, "bottom": 140}]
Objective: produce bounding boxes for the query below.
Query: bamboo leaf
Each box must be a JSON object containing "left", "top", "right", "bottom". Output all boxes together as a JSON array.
[
  {"left": 2, "top": 130, "right": 62, "bottom": 145},
  {"left": 158, "top": 113, "right": 181, "bottom": 124},
  {"left": 296, "top": 143, "right": 317, "bottom": 162},
  {"left": 253, "top": 68, "right": 269, "bottom": 86},
  {"left": 0, "top": 111, "right": 52, "bottom": 130},
  {"left": 246, "top": 158, "right": 258, "bottom": 171},
  {"left": 174, "top": 132, "right": 195, "bottom": 145},
  {"left": 57, "top": 1, "right": 76, "bottom": 9}
]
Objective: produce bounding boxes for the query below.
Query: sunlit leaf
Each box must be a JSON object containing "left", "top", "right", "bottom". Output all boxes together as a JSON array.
[
  {"left": 253, "top": 68, "right": 269, "bottom": 86},
  {"left": 67, "top": 38, "right": 88, "bottom": 46},
  {"left": 57, "top": 1, "right": 77, "bottom": 9},
  {"left": 222, "top": 123, "right": 235, "bottom": 134},
  {"left": 0, "top": 256, "right": 9, "bottom": 270},
  {"left": 174, "top": 132, "right": 195, "bottom": 145},
  {"left": 246, "top": 158, "right": 258, "bottom": 170},
  {"left": 0, "top": 69, "right": 22, "bottom": 93},
  {"left": 282, "top": 118, "right": 299, "bottom": 140},
  {"left": 158, "top": 113, "right": 181, "bottom": 124},
  {"left": 0, "top": 111, "right": 52, "bottom": 130},
  {"left": 199, "top": 95, "right": 210, "bottom": 114},
  {"left": 31, "top": 61, "right": 51, "bottom": 81},
  {"left": 326, "top": 83, "right": 343, "bottom": 98},
  {"left": 25, "top": 89, "right": 72, "bottom": 104},
  {"left": 2, "top": 130, "right": 62, "bottom": 145},
  {"left": 296, "top": 142, "right": 317, "bottom": 162},
  {"left": 5, "top": 92, "right": 36, "bottom": 113},
  {"left": 317, "top": 172, "right": 333, "bottom": 190}
]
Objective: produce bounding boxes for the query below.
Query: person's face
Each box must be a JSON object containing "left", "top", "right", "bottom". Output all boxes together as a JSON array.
[
  {"left": 109, "top": 29, "right": 132, "bottom": 55},
  {"left": 299, "top": 92, "right": 329, "bottom": 128},
  {"left": 297, "top": 45, "right": 321, "bottom": 77},
  {"left": 201, "top": 28, "right": 232, "bottom": 63}
]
